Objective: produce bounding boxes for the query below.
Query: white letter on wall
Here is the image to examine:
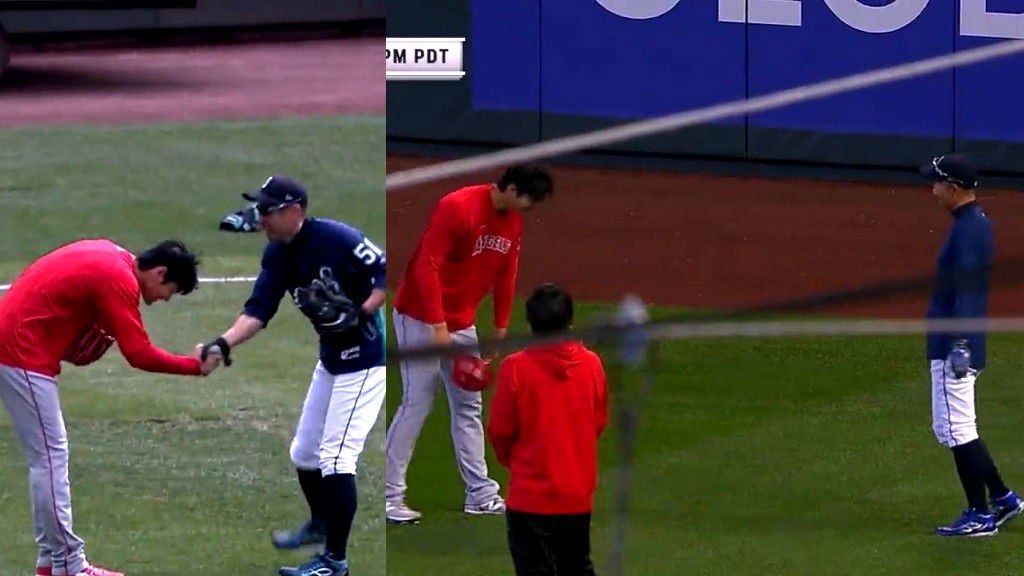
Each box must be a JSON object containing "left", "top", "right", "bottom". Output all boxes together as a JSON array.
[
  {"left": 720, "top": 0, "right": 802, "bottom": 26},
  {"left": 595, "top": 0, "right": 682, "bottom": 20},
  {"left": 823, "top": 0, "right": 931, "bottom": 34},
  {"left": 960, "top": 0, "right": 1024, "bottom": 39}
]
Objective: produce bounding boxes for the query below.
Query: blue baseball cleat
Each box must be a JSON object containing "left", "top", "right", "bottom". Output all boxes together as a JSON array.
[
  {"left": 278, "top": 553, "right": 349, "bottom": 576},
  {"left": 991, "top": 491, "right": 1024, "bottom": 527},
  {"left": 272, "top": 518, "right": 327, "bottom": 549},
  {"left": 935, "top": 508, "right": 998, "bottom": 537}
]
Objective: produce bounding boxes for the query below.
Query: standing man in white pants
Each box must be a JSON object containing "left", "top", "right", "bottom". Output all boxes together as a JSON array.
[
  {"left": 201, "top": 176, "right": 387, "bottom": 576},
  {"left": 386, "top": 165, "right": 554, "bottom": 524},
  {"left": 919, "top": 154, "right": 1024, "bottom": 537}
]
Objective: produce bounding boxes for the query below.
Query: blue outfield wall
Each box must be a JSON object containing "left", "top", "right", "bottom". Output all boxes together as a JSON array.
[{"left": 387, "top": 0, "right": 1024, "bottom": 173}]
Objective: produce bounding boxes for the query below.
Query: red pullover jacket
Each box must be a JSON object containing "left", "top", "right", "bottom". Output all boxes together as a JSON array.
[{"left": 487, "top": 341, "right": 608, "bottom": 515}]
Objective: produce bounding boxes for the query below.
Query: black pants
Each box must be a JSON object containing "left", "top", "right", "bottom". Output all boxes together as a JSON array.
[{"left": 507, "top": 510, "right": 596, "bottom": 576}]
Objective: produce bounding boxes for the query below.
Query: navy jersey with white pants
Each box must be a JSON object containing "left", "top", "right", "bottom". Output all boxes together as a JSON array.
[
  {"left": 918, "top": 153, "right": 1020, "bottom": 537},
  {"left": 244, "top": 217, "right": 387, "bottom": 477},
  {"left": 926, "top": 201, "right": 991, "bottom": 448}
]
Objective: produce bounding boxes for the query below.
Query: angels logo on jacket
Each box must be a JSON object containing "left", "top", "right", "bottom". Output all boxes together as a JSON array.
[{"left": 472, "top": 234, "right": 513, "bottom": 257}]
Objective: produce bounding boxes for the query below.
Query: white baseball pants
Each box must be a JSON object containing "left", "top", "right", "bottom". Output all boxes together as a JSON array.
[
  {"left": 931, "top": 359, "right": 980, "bottom": 448},
  {"left": 289, "top": 362, "right": 387, "bottom": 476}
]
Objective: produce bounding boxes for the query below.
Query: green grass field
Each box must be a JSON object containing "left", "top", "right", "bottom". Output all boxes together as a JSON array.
[
  {"left": 385, "top": 299, "right": 1024, "bottom": 576},
  {"left": 0, "top": 116, "right": 385, "bottom": 576}
]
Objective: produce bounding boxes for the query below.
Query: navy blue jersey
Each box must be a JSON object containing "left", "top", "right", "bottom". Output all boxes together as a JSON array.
[
  {"left": 926, "top": 201, "right": 992, "bottom": 369},
  {"left": 244, "top": 217, "right": 386, "bottom": 374}
]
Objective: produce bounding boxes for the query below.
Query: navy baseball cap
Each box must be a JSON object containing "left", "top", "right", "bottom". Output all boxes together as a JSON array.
[
  {"left": 919, "top": 154, "right": 979, "bottom": 189},
  {"left": 242, "top": 176, "right": 309, "bottom": 214}
]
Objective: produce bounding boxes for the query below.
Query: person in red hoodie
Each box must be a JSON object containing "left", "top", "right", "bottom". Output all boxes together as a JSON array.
[{"left": 487, "top": 283, "right": 608, "bottom": 576}]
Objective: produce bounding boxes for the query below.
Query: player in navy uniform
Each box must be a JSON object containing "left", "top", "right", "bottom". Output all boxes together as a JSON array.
[
  {"left": 202, "top": 176, "right": 386, "bottom": 575},
  {"left": 919, "top": 154, "right": 1024, "bottom": 537}
]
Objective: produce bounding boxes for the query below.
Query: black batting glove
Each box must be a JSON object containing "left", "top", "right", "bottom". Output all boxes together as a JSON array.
[{"left": 201, "top": 336, "right": 233, "bottom": 367}]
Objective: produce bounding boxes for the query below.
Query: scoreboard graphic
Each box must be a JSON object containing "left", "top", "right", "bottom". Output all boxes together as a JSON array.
[{"left": 386, "top": 38, "right": 466, "bottom": 81}]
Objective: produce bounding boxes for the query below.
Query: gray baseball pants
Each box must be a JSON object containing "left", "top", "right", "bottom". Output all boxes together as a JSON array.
[
  {"left": 385, "top": 309, "right": 500, "bottom": 506},
  {"left": 0, "top": 362, "right": 87, "bottom": 575}
]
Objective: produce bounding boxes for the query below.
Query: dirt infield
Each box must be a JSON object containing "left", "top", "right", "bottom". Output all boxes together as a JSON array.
[
  {"left": 0, "top": 37, "right": 383, "bottom": 126},
  {"left": 386, "top": 154, "right": 1024, "bottom": 318}
]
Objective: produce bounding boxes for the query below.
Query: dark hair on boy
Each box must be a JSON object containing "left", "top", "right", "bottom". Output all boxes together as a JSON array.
[{"left": 525, "top": 283, "right": 574, "bottom": 335}]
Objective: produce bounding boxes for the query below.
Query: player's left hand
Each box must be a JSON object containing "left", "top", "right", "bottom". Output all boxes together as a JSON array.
[
  {"left": 357, "top": 306, "right": 381, "bottom": 341},
  {"left": 482, "top": 328, "right": 507, "bottom": 363},
  {"left": 948, "top": 339, "right": 971, "bottom": 379}
]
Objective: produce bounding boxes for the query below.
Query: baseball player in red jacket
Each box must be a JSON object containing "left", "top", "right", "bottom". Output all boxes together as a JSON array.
[
  {"left": 487, "top": 284, "right": 608, "bottom": 576},
  {"left": 0, "top": 239, "right": 221, "bottom": 576},
  {"left": 386, "top": 165, "right": 554, "bottom": 524}
]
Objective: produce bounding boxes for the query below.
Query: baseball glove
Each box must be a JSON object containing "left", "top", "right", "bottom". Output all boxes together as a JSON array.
[
  {"left": 219, "top": 203, "right": 261, "bottom": 233},
  {"left": 294, "top": 267, "right": 359, "bottom": 335},
  {"left": 64, "top": 324, "right": 115, "bottom": 366},
  {"left": 452, "top": 355, "right": 494, "bottom": 392}
]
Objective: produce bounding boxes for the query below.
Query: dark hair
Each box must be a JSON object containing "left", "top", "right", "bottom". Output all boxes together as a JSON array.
[
  {"left": 497, "top": 164, "right": 554, "bottom": 203},
  {"left": 136, "top": 240, "right": 200, "bottom": 295},
  {"left": 526, "top": 283, "right": 574, "bottom": 335}
]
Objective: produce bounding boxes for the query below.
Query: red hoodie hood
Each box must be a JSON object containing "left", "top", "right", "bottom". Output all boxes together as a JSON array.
[{"left": 523, "top": 341, "right": 585, "bottom": 380}]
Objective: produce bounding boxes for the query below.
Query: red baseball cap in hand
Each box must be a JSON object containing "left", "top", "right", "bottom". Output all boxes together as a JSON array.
[{"left": 452, "top": 355, "right": 494, "bottom": 392}]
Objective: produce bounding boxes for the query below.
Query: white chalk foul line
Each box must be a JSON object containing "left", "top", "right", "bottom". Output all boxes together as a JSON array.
[{"left": 0, "top": 276, "right": 257, "bottom": 292}]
